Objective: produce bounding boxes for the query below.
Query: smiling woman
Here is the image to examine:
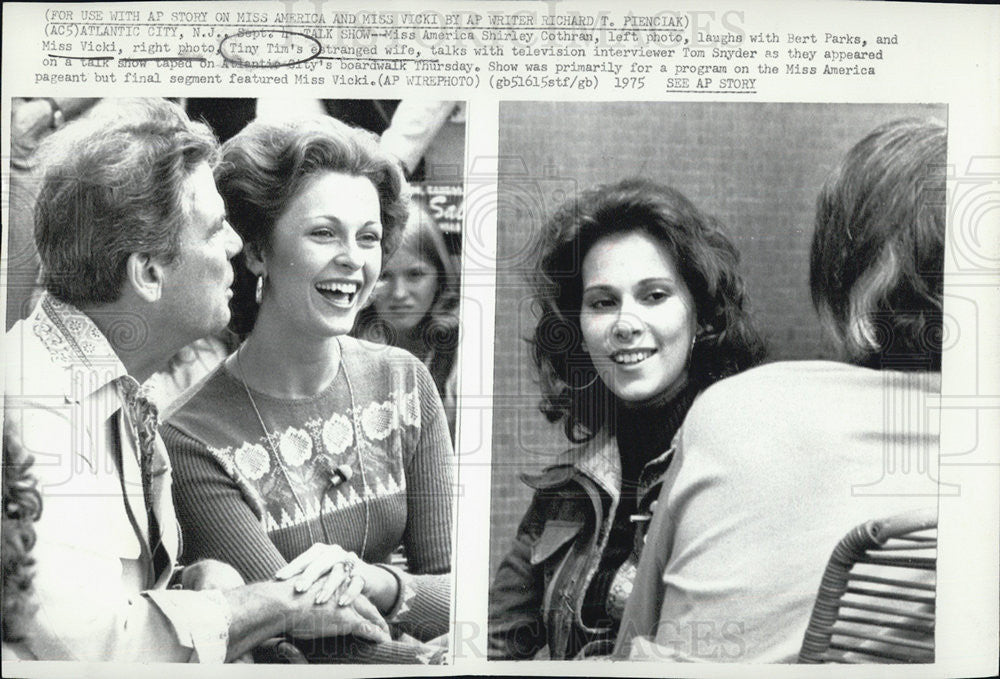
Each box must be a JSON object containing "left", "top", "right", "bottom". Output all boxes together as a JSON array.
[
  {"left": 247, "top": 171, "right": 383, "bottom": 342},
  {"left": 160, "top": 116, "right": 454, "bottom": 664},
  {"left": 488, "top": 178, "right": 766, "bottom": 660},
  {"left": 579, "top": 230, "right": 698, "bottom": 404}
]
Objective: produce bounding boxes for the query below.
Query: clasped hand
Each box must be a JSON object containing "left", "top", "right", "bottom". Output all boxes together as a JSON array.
[{"left": 275, "top": 543, "right": 400, "bottom": 614}]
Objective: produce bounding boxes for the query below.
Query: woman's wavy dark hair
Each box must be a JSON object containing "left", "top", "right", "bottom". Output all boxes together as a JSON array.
[
  {"left": 810, "top": 118, "right": 947, "bottom": 370},
  {"left": 353, "top": 198, "right": 460, "bottom": 395},
  {"left": 2, "top": 423, "right": 43, "bottom": 642},
  {"left": 216, "top": 115, "right": 410, "bottom": 337},
  {"left": 530, "top": 178, "right": 766, "bottom": 442}
]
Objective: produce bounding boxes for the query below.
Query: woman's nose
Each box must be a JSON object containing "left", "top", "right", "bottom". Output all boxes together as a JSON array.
[
  {"left": 611, "top": 300, "right": 643, "bottom": 343},
  {"left": 390, "top": 278, "right": 408, "bottom": 300},
  {"left": 611, "top": 317, "right": 641, "bottom": 343},
  {"left": 334, "top": 241, "right": 363, "bottom": 270}
]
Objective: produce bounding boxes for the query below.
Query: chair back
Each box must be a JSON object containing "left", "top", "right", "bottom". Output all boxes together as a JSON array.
[{"left": 798, "top": 507, "right": 936, "bottom": 663}]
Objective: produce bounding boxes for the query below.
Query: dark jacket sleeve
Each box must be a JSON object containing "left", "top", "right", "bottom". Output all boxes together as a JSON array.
[{"left": 487, "top": 493, "right": 550, "bottom": 660}]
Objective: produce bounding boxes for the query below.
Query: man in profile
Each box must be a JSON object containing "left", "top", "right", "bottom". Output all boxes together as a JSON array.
[{"left": 2, "top": 98, "right": 390, "bottom": 662}]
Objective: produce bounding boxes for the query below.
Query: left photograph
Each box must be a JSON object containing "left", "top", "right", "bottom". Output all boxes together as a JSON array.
[{"left": 2, "top": 97, "right": 465, "bottom": 664}]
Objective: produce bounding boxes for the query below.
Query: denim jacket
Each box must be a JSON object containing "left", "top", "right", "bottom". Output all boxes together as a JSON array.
[{"left": 488, "top": 430, "right": 674, "bottom": 660}]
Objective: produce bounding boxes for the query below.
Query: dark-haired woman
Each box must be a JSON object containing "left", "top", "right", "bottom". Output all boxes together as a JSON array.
[
  {"left": 353, "top": 200, "right": 460, "bottom": 439},
  {"left": 488, "top": 179, "right": 766, "bottom": 659},
  {"left": 162, "top": 116, "right": 452, "bottom": 663}
]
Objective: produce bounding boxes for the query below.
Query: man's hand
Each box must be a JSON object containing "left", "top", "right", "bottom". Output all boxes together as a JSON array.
[
  {"left": 219, "top": 567, "right": 391, "bottom": 660},
  {"left": 286, "top": 582, "right": 391, "bottom": 644},
  {"left": 181, "top": 561, "right": 252, "bottom": 662},
  {"left": 181, "top": 560, "right": 246, "bottom": 591}
]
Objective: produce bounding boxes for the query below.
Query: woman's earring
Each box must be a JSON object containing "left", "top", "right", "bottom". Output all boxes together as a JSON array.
[
  {"left": 694, "top": 322, "right": 716, "bottom": 346},
  {"left": 689, "top": 326, "right": 705, "bottom": 358},
  {"left": 255, "top": 274, "right": 265, "bottom": 304},
  {"left": 567, "top": 371, "right": 600, "bottom": 391}
]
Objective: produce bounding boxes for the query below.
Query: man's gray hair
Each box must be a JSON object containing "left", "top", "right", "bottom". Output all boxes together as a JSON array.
[{"left": 34, "top": 98, "right": 219, "bottom": 306}]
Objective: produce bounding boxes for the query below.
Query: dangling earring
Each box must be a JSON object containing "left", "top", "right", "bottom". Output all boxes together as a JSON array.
[
  {"left": 255, "top": 274, "right": 265, "bottom": 304},
  {"left": 688, "top": 327, "right": 702, "bottom": 361},
  {"left": 570, "top": 337, "right": 599, "bottom": 389},
  {"left": 567, "top": 372, "right": 600, "bottom": 391}
]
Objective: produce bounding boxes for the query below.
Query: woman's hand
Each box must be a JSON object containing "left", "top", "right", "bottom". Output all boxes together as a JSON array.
[{"left": 274, "top": 543, "right": 400, "bottom": 613}]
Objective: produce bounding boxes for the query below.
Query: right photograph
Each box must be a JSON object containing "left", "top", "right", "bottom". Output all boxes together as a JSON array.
[{"left": 487, "top": 102, "right": 946, "bottom": 663}]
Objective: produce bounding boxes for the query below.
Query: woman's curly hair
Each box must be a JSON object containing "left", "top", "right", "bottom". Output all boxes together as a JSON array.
[
  {"left": 529, "top": 178, "right": 766, "bottom": 442},
  {"left": 2, "top": 423, "right": 43, "bottom": 642}
]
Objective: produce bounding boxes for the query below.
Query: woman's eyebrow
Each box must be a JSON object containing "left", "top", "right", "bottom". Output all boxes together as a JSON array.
[
  {"left": 307, "top": 215, "right": 343, "bottom": 225},
  {"left": 584, "top": 278, "right": 677, "bottom": 291}
]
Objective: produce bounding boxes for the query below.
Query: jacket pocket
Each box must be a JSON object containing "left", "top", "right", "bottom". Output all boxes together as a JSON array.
[{"left": 530, "top": 520, "right": 583, "bottom": 566}]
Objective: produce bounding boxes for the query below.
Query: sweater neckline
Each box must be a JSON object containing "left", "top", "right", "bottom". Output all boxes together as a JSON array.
[
  {"left": 222, "top": 337, "right": 352, "bottom": 405},
  {"left": 612, "top": 379, "right": 700, "bottom": 483}
]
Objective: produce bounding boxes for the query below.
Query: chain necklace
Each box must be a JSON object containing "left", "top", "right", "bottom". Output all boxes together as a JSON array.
[{"left": 235, "top": 336, "right": 371, "bottom": 558}]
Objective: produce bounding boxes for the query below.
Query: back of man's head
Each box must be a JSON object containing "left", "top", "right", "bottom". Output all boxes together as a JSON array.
[
  {"left": 34, "top": 98, "right": 218, "bottom": 307},
  {"left": 810, "top": 118, "right": 946, "bottom": 371}
]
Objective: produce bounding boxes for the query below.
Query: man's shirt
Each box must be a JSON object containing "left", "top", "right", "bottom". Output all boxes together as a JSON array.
[{"left": 4, "top": 293, "right": 229, "bottom": 662}]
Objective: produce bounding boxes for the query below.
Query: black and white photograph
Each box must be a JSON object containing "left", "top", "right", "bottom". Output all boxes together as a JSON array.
[
  {"left": 1, "top": 1, "right": 998, "bottom": 676},
  {"left": 3, "top": 97, "right": 465, "bottom": 664},
  {"left": 488, "top": 101, "right": 947, "bottom": 662}
]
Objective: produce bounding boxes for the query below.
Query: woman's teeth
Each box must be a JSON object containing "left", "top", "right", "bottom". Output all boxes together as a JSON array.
[
  {"left": 316, "top": 281, "right": 359, "bottom": 305},
  {"left": 612, "top": 349, "right": 655, "bottom": 365}
]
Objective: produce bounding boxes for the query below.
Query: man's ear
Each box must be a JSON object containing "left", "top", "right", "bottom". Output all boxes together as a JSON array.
[{"left": 125, "top": 252, "right": 165, "bottom": 303}]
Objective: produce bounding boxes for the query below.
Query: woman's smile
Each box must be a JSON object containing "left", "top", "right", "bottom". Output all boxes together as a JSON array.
[
  {"left": 580, "top": 229, "right": 697, "bottom": 402},
  {"left": 610, "top": 348, "right": 658, "bottom": 365},
  {"left": 315, "top": 279, "right": 362, "bottom": 308},
  {"left": 254, "top": 171, "right": 383, "bottom": 339}
]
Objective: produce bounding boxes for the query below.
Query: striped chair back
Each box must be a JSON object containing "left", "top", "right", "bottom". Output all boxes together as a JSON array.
[{"left": 799, "top": 508, "right": 936, "bottom": 663}]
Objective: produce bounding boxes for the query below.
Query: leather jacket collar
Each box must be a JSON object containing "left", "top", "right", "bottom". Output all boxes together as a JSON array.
[{"left": 522, "top": 429, "right": 675, "bottom": 508}]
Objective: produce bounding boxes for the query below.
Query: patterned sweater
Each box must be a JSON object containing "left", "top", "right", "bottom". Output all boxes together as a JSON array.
[{"left": 162, "top": 337, "right": 453, "bottom": 657}]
